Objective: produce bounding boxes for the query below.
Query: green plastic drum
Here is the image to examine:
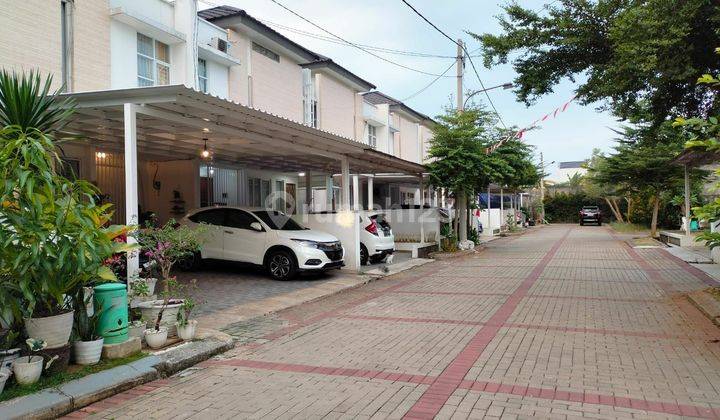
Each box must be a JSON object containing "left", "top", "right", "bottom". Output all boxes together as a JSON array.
[{"left": 93, "top": 283, "right": 129, "bottom": 345}]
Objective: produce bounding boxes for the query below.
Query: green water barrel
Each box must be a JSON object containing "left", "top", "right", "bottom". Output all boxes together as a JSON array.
[{"left": 93, "top": 283, "right": 128, "bottom": 345}]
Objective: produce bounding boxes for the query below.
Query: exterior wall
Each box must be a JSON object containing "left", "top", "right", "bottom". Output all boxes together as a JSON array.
[
  {"left": 398, "top": 114, "right": 420, "bottom": 163},
  {"left": 0, "top": 0, "right": 110, "bottom": 92},
  {"left": 226, "top": 29, "right": 250, "bottom": 105},
  {"left": 140, "top": 159, "right": 200, "bottom": 225},
  {"left": 250, "top": 46, "right": 303, "bottom": 121},
  {"left": 205, "top": 59, "right": 229, "bottom": 98},
  {"left": 73, "top": 1, "right": 112, "bottom": 91},
  {"left": 110, "top": 19, "right": 138, "bottom": 88},
  {"left": 420, "top": 124, "right": 433, "bottom": 163},
  {"left": 316, "top": 73, "right": 356, "bottom": 138}
]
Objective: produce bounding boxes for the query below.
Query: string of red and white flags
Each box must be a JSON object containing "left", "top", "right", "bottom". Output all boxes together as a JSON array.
[{"left": 486, "top": 94, "right": 578, "bottom": 154}]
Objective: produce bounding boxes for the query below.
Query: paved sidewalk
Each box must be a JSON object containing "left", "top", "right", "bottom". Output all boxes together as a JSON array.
[{"left": 64, "top": 225, "right": 720, "bottom": 419}]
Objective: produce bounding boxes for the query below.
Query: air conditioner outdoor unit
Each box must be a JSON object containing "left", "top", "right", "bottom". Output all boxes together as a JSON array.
[{"left": 211, "top": 37, "right": 229, "bottom": 53}]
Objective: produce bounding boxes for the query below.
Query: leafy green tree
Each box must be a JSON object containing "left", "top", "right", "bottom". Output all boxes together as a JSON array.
[
  {"left": 590, "top": 122, "right": 691, "bottom": 236},
  {"left": 474, "top": 0, "right": 720, "bottom": 123}
]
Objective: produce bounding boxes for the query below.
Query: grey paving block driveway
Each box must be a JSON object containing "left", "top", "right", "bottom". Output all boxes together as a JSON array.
[{"left": 65, "top": 225, "right": 720, "bottom": 419}]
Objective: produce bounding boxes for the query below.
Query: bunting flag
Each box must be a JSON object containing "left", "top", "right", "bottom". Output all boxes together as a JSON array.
[{"left": 486, "top": 94, "right": 578, "bottom": 154}]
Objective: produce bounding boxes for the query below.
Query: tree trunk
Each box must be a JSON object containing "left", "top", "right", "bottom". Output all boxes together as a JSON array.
[
  {"left": 458, "top": 191, "right": 467, "bottom": 242},
  {"left": 625, "top": 197, "right": 633, "bottom": 223},
  {"left": 650, "top": 194, "right": 660, "bottom": 238},
  {"left": 604, "top": 197, "right": 624, "bottom": 222}
]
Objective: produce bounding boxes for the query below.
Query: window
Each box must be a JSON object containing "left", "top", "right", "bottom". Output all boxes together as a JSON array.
[
  {"left": 198, "top": 58, "right": 208, "bottom": 92},
  {"left": 302, "top": 69, "right": 318, "bottom": 128},
  {"left": 189, "top": 209, "right": 226, "bottom": 226},
  {"left": 388, "top": 132, "right": 396, "bottom": 156},
  {"left": 252, "top": 211, "right": 305, "bottom": 231},
  {"left": 248, "top": 178, "right": 271, "bottom": 207},
  {"left": 225, "top": 209, "right": 259, "bottom": 230},
  {"left": 137, "top": 33, "right": 170, "bottom": 87},
  {"left": 252, "top": 42, "right": 280, "bottom": 62},
  {"left": 366, "top": 124, "right": 377, "bottom": 149},
  {"left": 60, "top": 0, "right": 73, "bottom": 91}
]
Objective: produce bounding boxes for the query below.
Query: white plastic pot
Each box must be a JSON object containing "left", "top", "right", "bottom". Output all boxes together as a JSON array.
[
  {"left": 137, "top": 300, "right": 183, "bottom": 337},
  {"left": 13, "top": 356, "right": 43, "bottom": 385},
  {"left": 0, "top": 348, "right": 21, "bottom": 372},
  {"left": 0, "top": 369, "right": 9, "bottom": 394},
  {"left": 144, "top": 327, "right": 168, "bottom": 349},
  {"left": 24, "top": 311, "right": 74, "bottom": 349},
  {"left": 73, "top": 338, "right": 104, "bottom": 365},
  {"left": 176, "top": 320, "right": 197, "bottom": 341}
]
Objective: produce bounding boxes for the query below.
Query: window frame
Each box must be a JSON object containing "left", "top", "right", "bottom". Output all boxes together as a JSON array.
[
  {"left": 252, "top": 42, "right": 280, "bottom": 63},
  {"left": 198, "top": 58, "right": 208, "bottom": 93},
  {"left": 366, "top": 124, "right": 377, "bottom": 149},
  {"left": 137, "top": 33, "right": 170, "bottom": 87}
]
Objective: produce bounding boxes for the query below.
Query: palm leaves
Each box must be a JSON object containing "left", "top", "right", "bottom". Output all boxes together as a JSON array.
[{"left": 0, "top": 70, "right": 74, "bottom": 133}]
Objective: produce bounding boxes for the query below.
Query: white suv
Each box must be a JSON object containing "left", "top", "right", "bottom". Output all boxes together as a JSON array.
[
  {"left": 180, "top": 207, "right": 344, "bottom": 280},
  {"left": 359, "top": 212, "right": 395, "bottom": 265}
]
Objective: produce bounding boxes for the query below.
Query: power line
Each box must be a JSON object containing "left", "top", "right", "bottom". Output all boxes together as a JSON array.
[
  {"left": 260, "top": 19, "right": 473, "bottom": 59},
  {"left": 399, "top": 0, "right": 508, "bottom": 129},
  {"left": 266, "top": 0, "right": 456, "bottom": 78},
  {"left": 401, "top": 60, "right": 456, "bottom": 101}
]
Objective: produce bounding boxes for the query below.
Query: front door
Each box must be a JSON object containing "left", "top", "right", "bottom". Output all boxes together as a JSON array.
[
  {"left": 285, "top": 183, "right": 297, "bottom": 214},
  {"left": 223, "top": 209, "right": 267, "bottom": 265}
]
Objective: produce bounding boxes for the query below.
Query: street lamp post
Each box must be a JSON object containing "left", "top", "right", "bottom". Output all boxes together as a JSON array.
[{"left": 463, "top": 82, "right": 513, "bottom": 108}]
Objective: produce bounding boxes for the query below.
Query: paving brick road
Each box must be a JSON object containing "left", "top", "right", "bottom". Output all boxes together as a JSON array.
[{"left": 65, "top": 225, "right": 720, "bottom": 419}]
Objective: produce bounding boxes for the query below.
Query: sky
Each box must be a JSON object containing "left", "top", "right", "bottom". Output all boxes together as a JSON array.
[{"left": 199, "top": 0, "right": 621, "bottom": 181}]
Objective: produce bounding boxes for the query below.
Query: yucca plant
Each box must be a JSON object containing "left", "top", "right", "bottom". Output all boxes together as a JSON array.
[{"left": 0, "top": 70, "right": 135, "bottom": 318}]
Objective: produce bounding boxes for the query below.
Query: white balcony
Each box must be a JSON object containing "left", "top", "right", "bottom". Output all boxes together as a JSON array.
[{"left": 363, "top": 102, "right": 386, "bottom": 126}]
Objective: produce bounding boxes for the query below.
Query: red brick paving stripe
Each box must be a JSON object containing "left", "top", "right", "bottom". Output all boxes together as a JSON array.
[
  {"left": 203, "top": 357, "right": 718, "bottom": 419},
  {"left": 391, "top": 289, "right": 661, "bottom": 303},
  {"left": 402, "top": 227, "right": 574, "bottom": 420},
  {"left": 661, "top": 247, "right": 720, "bottom": 287}
]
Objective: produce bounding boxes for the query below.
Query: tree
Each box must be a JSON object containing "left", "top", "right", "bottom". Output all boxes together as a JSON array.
[
  {"left": 427, "top": 106, "right": 496, "bottom": 241},
  {"left": 589, "top": 122, "right": 691, "bottom": 236},
  {"left": 473, "top": 0, "right": 720, "bottom": 123}
]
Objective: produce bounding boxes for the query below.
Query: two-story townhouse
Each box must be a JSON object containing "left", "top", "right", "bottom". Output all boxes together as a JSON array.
[{"left": 1, "top": 0, "right": 435, "bottom": 271}]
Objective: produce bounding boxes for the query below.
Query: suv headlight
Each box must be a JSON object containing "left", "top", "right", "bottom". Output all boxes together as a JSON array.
[{"left": 291, "top": 239, "right": 319, "bottom": 248}]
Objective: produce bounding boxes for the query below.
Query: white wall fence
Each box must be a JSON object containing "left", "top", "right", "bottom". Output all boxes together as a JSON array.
[
  {"left": 477, "top": 209, "right": 514, "bottom": 236},
  {"left": 382, "top": 208, "right": 440, "bottom": 244}
]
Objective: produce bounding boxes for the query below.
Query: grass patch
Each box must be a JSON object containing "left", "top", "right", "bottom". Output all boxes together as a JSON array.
[
  {"left": 0, "top": 352, "right": 147, "bottom": 402},
  {"left": 609, "top": 221, "right": 649, "bottom": 233}
]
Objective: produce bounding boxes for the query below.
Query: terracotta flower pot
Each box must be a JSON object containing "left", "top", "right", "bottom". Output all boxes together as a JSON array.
[{"left": 24, "top": 311, "right": 74, "bottom": 349}]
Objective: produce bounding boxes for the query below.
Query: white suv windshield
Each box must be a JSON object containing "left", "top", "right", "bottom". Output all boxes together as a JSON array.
[{"left": 252, "top": 211, "right": 306, "bottom": 231}]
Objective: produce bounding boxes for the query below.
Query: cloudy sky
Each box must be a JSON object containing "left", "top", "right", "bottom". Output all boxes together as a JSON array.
[{"left": 200, "top": 0, "right": 621, "bottom": 181}]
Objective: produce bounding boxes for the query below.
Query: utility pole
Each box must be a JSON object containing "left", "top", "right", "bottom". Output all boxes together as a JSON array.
[
  {"left": 456, "top": 38, "right": 468, "bottom": 242},
  {"left": 540, "top": 152, "right": 546, "bottom": 223}
]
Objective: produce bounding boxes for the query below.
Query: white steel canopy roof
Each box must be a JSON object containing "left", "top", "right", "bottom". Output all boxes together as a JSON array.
[{"left": 58, "top": 85, "right": 426, "bottom": 175}]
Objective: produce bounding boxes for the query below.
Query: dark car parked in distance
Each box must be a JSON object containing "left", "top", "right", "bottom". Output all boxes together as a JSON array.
[{"left": 579, "top": 206, "right": 602, "bottom": 226}]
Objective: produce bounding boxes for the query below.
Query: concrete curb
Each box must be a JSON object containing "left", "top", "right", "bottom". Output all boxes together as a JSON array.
[
  {"left": 0, "top": 332, "right": 234, "bottom": 420},
  {"left": 687, "top": 289, "right": 720, "bottom": 328}
]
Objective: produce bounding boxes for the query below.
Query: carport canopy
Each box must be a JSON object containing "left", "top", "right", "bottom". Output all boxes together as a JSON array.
[{"left": 57, "top": 84, "right": 426, "bottom": 278}]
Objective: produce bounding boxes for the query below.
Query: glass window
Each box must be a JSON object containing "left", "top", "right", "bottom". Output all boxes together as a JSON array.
[
  {"left": 137, "top": 34, "right": 170, "bottom": 87},
  {"left": 198, "top": 58, "right": 208, "bottom": 92},
  {"left": 252, "top": 211, "right": 305, "bottom": 231},
  {"left": 367, "top": 124, "right": 377, "bottom": 148},
  {"left": 189, "top": 209, "right": 226, "bottom": 226},
  {"left": 225, "top": 209, "right": 258, "bottom": 230}
]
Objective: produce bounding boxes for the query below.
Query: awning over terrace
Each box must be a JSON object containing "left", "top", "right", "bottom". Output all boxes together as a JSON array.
[
  {"left": 671, "top": 148, "right": 720, "bottom": 235},
  {"left": 57, "top": 85, "right": 427, "bottom": 277}
]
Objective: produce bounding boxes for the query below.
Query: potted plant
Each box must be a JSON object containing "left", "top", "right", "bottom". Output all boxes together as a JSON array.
[
  {"left": 0, "top": 329, "right": 21, "bottom": 373},
  {"left": 71, "top": 293, "right": 105, "bottom": 365},
  {"left": 0, "top": 368, "right": 9, "bottom": 395},
  {"left": 175, "top": 280, "right": 201, "bottom": 341},
  {"left": 13, "top": 339, "right": 47, "bottom": 386},
  {"left": 0, "top": 71, "right": 135, "bottom": 351},
  {"left": 134, "top": 221, "right": 205, "bottom": 336},
  {"left": 129, "top": 276, "right": 151, "bottom": 308}
]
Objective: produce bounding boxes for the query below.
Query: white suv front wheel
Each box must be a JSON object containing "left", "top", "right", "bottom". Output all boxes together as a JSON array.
[{"left": 267, "top": 249, "right": 297, "bottom": 281}]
